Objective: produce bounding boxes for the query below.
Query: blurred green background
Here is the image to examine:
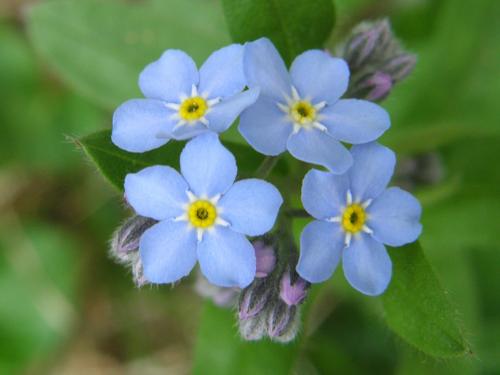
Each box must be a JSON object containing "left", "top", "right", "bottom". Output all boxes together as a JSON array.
[{"left": 0, "top": 0, "right": 498, "bottom": 374}]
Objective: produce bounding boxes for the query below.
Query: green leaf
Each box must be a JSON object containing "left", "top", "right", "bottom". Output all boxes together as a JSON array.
[
  {"left": 221, "top": 0, "right": 335, "bottom": 64},
  {"left": 381, "top": 241, "right": 470, "bottom": 358},
  {"left": 76, "top": 130, "right": 264, "bottom": 192},
  {"left": 192, "top": 302, "right": 299, "bottom": 375},
  {"left": 26, "top": 0, "right": 230, "bottom": 110}
]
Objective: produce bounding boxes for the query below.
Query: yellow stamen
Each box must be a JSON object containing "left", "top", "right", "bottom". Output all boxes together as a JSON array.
[
  {"left": 290, "top": 100, "right": 316, "bottom": 125},
  {"left": 179, "top": 96, "right": 208, "bottom": 121},
  {"left": 341, "top": 204, "right": 367, "bottom": 233},
  {"left": 188, "top": 200, "right": 217, "bottom": 228}
]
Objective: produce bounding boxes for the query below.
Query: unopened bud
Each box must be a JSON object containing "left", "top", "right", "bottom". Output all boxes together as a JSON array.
[
  {"left": 339, "top": 18, "right": 416, "bottom": 101},
  {"left": 110, "top": 215, "right": 156, "bottom": 262},
  {"left": 130, "top": 251, "right": 149, "bottom": 287},
  {"left": 266, "top": 301, "right": 300, "bottom": 343},
  {"left": 239, "top": 279, "right": 273, "bottom": 320},
  {"left": 279, "top": 271, "right": 309, "bottom": 306},
  {"left": 253, "top": 240, "right": 276, "bottom": 278},
  {"left": 239, "top": 314, "right": 268, "bottom": 341},
  {"left": 344, "top": 19, "right": 390, "bottom": 69},
  {"left": 381, "top": 53, "right": 417, "bottom": 82},
  {"left": 194, "top": 272, "right": 239, "bottom": 308}
]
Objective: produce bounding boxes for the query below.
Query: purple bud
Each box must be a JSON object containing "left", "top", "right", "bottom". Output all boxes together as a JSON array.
[
  {"left": 253, "top": 240, "right": 276, "bottom": 278},
  {"left": 110, "top": 215, "right": 156, "bottom": 262},
  {"left": 194, "top": 272, "right": 239, "bottom": 308},
  {"left": 130, "top": 252, "right": 149, "bottom": 287},
  {"left": 381, "top": 54, "right": 417, "bottom": 82},
  {"left": 365, "top": 71, "right": 393, "bottom": 101},
  {"left": 344, "top": 20, "right": 390, "bottom": 69},
  {"left": 279, "top": 271, "right": 309, "bottom": 306},
  {"left": 266, "top": 301, "right": 300, "bottom": 342},
  {"left": 239, "top": 279, "right": 272, "bottom": 320}
]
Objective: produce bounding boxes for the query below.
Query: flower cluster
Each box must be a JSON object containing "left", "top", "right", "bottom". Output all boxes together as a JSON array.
[{"left": 109, "top": 21, "right": 422, "bottom": 342}]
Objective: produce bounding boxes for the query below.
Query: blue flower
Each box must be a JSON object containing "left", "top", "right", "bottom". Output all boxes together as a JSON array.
[
  {"left": 112, "top": 44, "right": 259, "bottom": 153},
  {"left": 124, "top": 133, "right": 283, "bottom": 288},
  {"left": 239, "top": 38, "right": 390, "bottom": 174},
  {"left": 296, "top": 142, "right": 422, "bottom": 296}
]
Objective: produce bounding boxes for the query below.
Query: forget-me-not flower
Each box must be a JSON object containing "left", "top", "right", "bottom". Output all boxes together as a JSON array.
[
  {"left": 296, "top": 142, "right": 422, "bottom": 296},
  {"left": 112, "top": 44, "right": 259, "bottom": 152},
  {"left": 124, "top": 133, "right": 283, "bottom": 288},
  {"left": 239, "top": 38, "right": 390, "bottom": 174}
]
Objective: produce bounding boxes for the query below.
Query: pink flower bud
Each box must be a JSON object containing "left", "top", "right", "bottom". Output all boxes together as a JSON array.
[
  {"left": 253, "top": 240, "right": 276, "bottom": 278},
  {"left": 279, "top": 271, "right": 308, "bottom": 306}
]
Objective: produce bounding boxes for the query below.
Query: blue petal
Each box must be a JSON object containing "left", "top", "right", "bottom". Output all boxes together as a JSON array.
[
  {"left": 322, "top": 99, "right": 390, "bottom": 144},
  {"left": 171, "top": 123, "right": 210, "bottom": 141},
  {"left": 206, "top": 88, "right": 260, "bottom": 133},
  {"left": 290, "top": 50, "right": 349, "bottom": 104},
  {"left": 197, "top": 227, "right": 256, "bottom": 287},
  {"left": 219, "top": 179, "right": 283, "bottom": 236},
  {"left": 244, "top": 38, "right": 291, "bottom": 101},
  {"left": 368, "top": 187, "right": 422, "bottom": 246},
  {"left": 287, "top": 130, "right": 353, "bottom": 174},
  {"left": 342, "top": 234, "right": 392, "bottom": 296},
  {"left": 180, "top": 133, "right": 236, "bottom": 197},
  {"left": 301, "top": 169, "right": 349, "bottom": 220},
  {"left": 349, "top": 142, "right": 396, "bottom": 201},
  {"left": 140, "top": 220, "right": 197, "bottom": 284},
  {"left": 139, "top": 49, "right": 198, "bottom": 102},
  {"left": 297, "top": 220, "right": 344, "bottom": 283},
  {"left": 199, "top": 44, "right": 246, "bottom": 99},
  {"left": 124, "top": 166, "right": 188, "bottom": 221},
  {"left": 239, "top": 96, "right": 292, "bottom": 155},
  {"left": 112, "top": 99, "right": 174, "bottom": 153}
]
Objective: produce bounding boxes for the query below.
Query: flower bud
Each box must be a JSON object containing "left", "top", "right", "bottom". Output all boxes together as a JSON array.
[
  {"left": 239, "top": 314, "right": 268, "bottom": 341},
  {"left": 238, "top": 279, "right": 273, "bottom": 320},
  {"left": 194, "top": 272, "right": 239, "bottom": 308},
  {"left": 350, "top": 71, "right": 393, "bottom": 102},
  {"left": 381, "top": 54, "right": 417, "bottom": 82},
  {"left": 130, "top": 251, "right": 149, "bottom": 287},
  {"left": 109, "top": 215, "right": 156, "bottom": 262},
  {"left": 266, "top": 301, "right": 300, "bottom": 343},
  {"left": 253, "top": 240, "right": 276, "bottom": 278},
  {"left": 279, "top": 271, "right": 309, "bottom": 306},
  {"left": 339, "top": 19, "right": 416, "bottom": 102},
  {"left": 343, "top": 19, "right": 391, "bottom": 69}
]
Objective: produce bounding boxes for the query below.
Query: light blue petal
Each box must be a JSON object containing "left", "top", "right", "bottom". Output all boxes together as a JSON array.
[
  {"left": 322, "top": 99, "right": 390, "bottom": 144},
  {"left": 349, "top": 142, "right": 396, "bottom": 201},
  {"left": 301, "top": 169, "right": 349, "bottom": 220},
  {"left": 342, "top": 234, "right": 392, "bottom": 296},
  {"left": 112, "top": 99, "right": 174, "bottom": 153},
  {"left": 171, "top": 123, "right": 210, "bottom": 141},
  {"left": 239, "top": 96, "right": 292, "bottom": 155},
  {"left": 290, "top": 50, "right": 349, "bottom": 104},
  {"left": 140, "top": 220, "right": 197, "bottom": 284},
  {"left": 199, "top": 44, "right": 246, "bottom": 99},
  {"left": 206, "top": 88, "right": 260, "bottom": 133},
  {"left": 287, "top": 130, "right": 353, "bottom": 174},
  {"left": 368, "top": 187, "right": 422, "bottom": 246},
  {"left": 139, "top": 49, "right": 199, "bottom": 102},
  {"left": 124, "top": 166, "right": 188, "bottom": 221},
  {"left": 297, "top": 220, "right": 344, "bottom": 283},
  {"left": 197, "top": 227, "right": 256, "bottom": 288},
  {"left": 180, "top": 133, "right": 236, "bottom": 197},
  {"left": 244, "top": 38, "right": 291, "bottom": 100},
  {"left": 219, "top": 179, "right": 283, "bottom": 236}
]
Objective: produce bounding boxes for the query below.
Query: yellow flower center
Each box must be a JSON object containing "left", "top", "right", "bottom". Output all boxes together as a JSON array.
[
  {"left": 290, "top": 100, "right": 316, "bottom": 125},
  {"left": 188, "top": 200, "right": 217, "bottom": 228},
  {"left": 179, "top": 96, "right": 208, "bottom": 121},
  {"left": 341, "top": 204, "right": 367, "bottom": 233}
]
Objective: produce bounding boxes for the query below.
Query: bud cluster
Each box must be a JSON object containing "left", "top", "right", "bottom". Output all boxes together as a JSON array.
[
  {"left": 109, "top": 215, "right": 156, "bottom": 287},
  {"left": 339, "top": 19, "right": 417, "bottom": 102},
  {"left": 237, "top": 238, "right": 310, "bottom": 343}
]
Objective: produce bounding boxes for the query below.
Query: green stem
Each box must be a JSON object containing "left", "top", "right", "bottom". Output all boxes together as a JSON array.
[
  {"left": 285, "top": 208, "right": 309, "bottom": 218},
  {"left": 255, "top": 156, "right": 279, "bottom": 179}
]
